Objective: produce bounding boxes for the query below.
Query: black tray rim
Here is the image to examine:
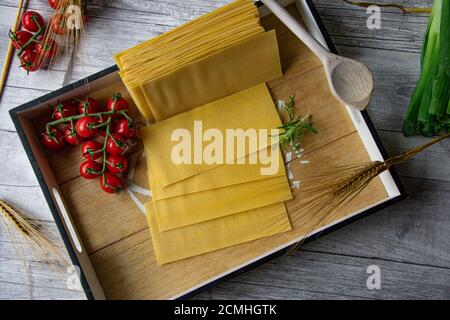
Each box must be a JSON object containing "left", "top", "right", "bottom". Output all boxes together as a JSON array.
[{"left": 9, "top": 0, "right": 407, "bottom": 300}]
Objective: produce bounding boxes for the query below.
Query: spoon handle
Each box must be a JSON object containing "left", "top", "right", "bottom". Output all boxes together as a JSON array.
[{"left": 260, "top": 0, "right": 330, "bottom": 62}]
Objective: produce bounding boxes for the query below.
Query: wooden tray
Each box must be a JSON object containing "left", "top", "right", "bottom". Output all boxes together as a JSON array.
[{"left": 9, "top": 0, "right": 405, "bottom": 300}]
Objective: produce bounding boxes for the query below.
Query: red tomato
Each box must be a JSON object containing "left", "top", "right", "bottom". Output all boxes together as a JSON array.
[
  {"left": 106, "top": 133, "right": 128, "bottom": 155},
  {"left": 52, "top": 100, "right": 78, "bottom": 120},
  {"left": 50, "top": 14, "right": 67, "bottom": 35},
  {"left": 76, "top": 116, "right": 98, "bottom": 138},
  {"left": 79, "top": 97, "right": 99, "bottom": 115},
  {"left": 115, "top": 118, "right": 136, "bottom": 139},
  {"left": 106, "top": 155, "right": 129, "bottom": 174},
  {"left": 79, "top": 160, "right": 101, "bottom": 180},
  {"left": 81, "top": 140, "right": 103, "bottom": 160},
  {"left": 10, "top": 30, "right": 33, "bottom": 50},
  {"left": 100, "top": 172, "right": 124, "bottom": 194},
  {"left": 106, "top": 93, "right": 129, "bottom": 116},
  {"left": 35, "top": 37, "right": 58, "bottom": 60},
  {"left": 65, "top": 124, "right": 85, "bottom": 145},
  {"left": 42, "top": 127, "right": 65, "bottom": 149},
  {"left": 48, "top": 0, "right": 62, "bottom": 10},
  {"left": 22, "top": 11, "right": 45, "bottom": 32},
  {"left": 19, "top": 50, "right": 40, "bottom": 73}
]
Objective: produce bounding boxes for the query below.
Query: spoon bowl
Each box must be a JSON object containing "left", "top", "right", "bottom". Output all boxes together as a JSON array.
[
  {"left": 326, "top": 55, "right": 374, "bottom": 110},
  {"left": 261, "top": 0, "right": 374, "bottom": 110}
]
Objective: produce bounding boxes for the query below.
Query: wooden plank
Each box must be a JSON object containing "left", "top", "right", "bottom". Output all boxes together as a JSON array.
[
  {"left": 0, "top": 131, "right": 41, "bottom": 187},
  {"left": 0, "top": 87, "right": 51, "bottom": 132},
  {"left": 302, "top": 176, "right": 450, "bottom": 268},
  {"left": 314, "top": 0, "right": 432, "bottom": 53},
  {"left": 0, "top": 282, "right": 85, "bottom": 300},
  {"left": 195, "top": 250, "right": 450, "bottom": 300},
  {"left": 0, "top": 0, "right": 233, "bottom": 16},
  {"left": 336, "top": 45, "right": 422, "bottom": 133},
  {"left": 0, "top": 220, "right": 85, "bottom": 299},
  {"left": 0, "top": 186, "right": 52, "bottom": 221},
  {"left": 195, "top": 281, "right": 362, "bottom": 300},
  {"left": 378, "top": 130, "right": 450, "bottom": 183}
]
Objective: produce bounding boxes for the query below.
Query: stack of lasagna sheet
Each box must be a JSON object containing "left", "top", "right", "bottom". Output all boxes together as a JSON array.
[{"left": 114, "top": 0, "right": 293, "bottom": 265}]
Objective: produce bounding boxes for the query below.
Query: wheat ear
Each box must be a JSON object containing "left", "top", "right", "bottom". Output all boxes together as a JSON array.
[
  {"left": 288, "top": 132, "right": 450, "bottom": 253},
  {"left": 0, "top": 199, "right": 70, "bottom": 269}
]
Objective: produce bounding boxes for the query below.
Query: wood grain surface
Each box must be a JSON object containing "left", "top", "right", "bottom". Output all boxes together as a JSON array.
[{"left": 0, "top": 0, "right": 448, "bottom": 300}]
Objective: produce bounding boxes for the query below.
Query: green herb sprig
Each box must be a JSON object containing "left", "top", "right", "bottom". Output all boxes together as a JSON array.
[{"left": 276, "top": 95, "right": 317, "bottom": 151}]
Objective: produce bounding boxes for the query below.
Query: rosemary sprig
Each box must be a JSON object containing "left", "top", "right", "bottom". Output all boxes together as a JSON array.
[{"left": 276, "top": 95, "right": 317, "bottom": 151}]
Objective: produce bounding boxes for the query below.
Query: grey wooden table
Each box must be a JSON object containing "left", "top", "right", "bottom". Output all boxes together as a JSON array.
[{"left": 0, "top": 0, "right": 449, "bottom": 300}]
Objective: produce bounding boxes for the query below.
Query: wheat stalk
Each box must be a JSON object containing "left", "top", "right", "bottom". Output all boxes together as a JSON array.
[
  {"left": 38, "top": 0, "right": 86, "bottom": 69},
  {"left": 288, "top": 132, "right": 450, "bottom": 253},
  {"left": 0, "top": 199, "right": 71, "bottom": 297}
]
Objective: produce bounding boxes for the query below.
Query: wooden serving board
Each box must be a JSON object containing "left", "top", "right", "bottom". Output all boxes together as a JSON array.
[{"left": 27, "top": 4, "right": 389, "bottom": 299}]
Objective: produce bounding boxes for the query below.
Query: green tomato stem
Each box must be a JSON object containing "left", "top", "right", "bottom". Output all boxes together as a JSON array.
[
  {"left": 120, "top": 110, "right": 134, "bottom": 124},
  {"left": 46, "top": 110, "right": 118, "bottom": 134},
  {"left": 91, "top": 119, "right": 111, "bottom": 175},
  {"left": 100, "top": 123, "right": 112, "bottom": 173}
]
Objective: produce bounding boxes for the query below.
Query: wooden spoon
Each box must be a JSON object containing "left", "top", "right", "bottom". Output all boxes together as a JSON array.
[{"left": 261, "top": 0, "right": 374, "bottom": 111}]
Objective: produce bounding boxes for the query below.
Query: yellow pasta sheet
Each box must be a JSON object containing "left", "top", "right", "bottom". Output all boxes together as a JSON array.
[
  {"left": 142, "top": 30, "right": 282, "bottom": 121},
  {"left": 147, "top": 149, "right": 285, "bottom": 200},
  {"left": 114, "top": 0, "right": 267, "bottom": 120},
  {"left": 124, "top": 28, "right": 266, "bottom": 121},
  {"left": 152, "top": 174, "right": 292, "bottom": 231},
  {"left": 123, "top": 25, "right": 266, "bottom": 120},
  {"left": 141, "top": 83, "right": 282, "bottom": 186},
  {"left": 123, "top": 80, "right": 155, "bottom": 121},
  {"left": 114, "top": 0, "right": 258, "bottom": 69},
  {"left": 145, "top": 202, "right": 292, "bottom": 265},
  {"left": 125, "top": 25, "right": 263, "bottom": 85}
]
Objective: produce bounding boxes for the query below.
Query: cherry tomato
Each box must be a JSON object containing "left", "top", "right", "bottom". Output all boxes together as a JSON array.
[
  {"left": 48, "top": 0, "right": 62, "bottom": 10},
  {"left": 50, "top": 14, "right": 67, "bottom": 35},
  {"left": 79, "top": 97, "right": 99, "bottom": 115},
  {"left": 20, "top": 49, "right": 40, "bottom": 73},
  {"left": 81, "top": 140, "right": 103, "bottom": 160},
  {"left": 65, "top": 124, "right": 85, "bottom": 145},
  {"left": 10, "top": 30, "right": 34, "bottom": 50},
  {"left": 100, "top": 172, "right": 124, "bottom": 194},
  {"left": 22, "top": 11, "right": 45, "bottom": 33},
  {"left": 80, "top": 160, "right": 101, "bottom": 180},
  {"left": 106, "top": 93, "right": 129, "bottom": 117},
  {"left": 76, "top": 116, "right": 98, "bottom": 138},
  {"left": 42, "top": 127, "right": 65, "bottom": 149},
  {"left": 106, "top": 133, "right": 128, "bottom": 155},
  {"left": 115, "top": 118, "right": 136, "bottom": 139},
  {"left": 52, "top": 100, "right": 78, "bottom": 120},
  {"left": 106, "top": 155, "right": 129, "bottom": 174},
  {"left": 35, "top": 37, "right": 58, "bottom": 60}
]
